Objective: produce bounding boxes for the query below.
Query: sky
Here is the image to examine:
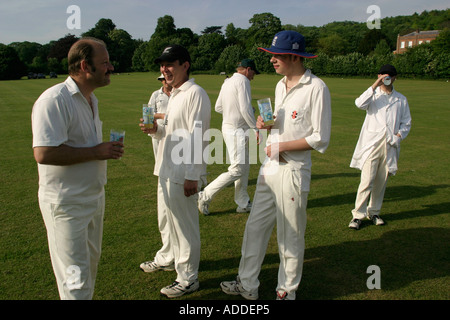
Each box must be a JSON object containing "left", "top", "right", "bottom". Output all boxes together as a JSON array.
[{"left": 0, "top": 0, "right": 448, "bottom": 44}]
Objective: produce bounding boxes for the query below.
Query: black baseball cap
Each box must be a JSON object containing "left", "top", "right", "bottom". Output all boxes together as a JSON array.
[
  {"left": 154, "top": 44, "right": 191, "bottom": 64},
  {"left": 378, "top": 64, "right": 397, "bottom": 76}
]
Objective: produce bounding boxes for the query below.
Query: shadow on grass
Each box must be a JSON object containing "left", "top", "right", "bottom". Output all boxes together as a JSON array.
[
  {"left": 198, "top": 227, "right": 449, "bottom": 300},
  {"left": 308, "top": 184, "right": 450, "bottom": 209}
]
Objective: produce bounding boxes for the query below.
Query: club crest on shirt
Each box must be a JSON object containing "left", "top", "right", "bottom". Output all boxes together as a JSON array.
[{"left": 291, "top": 111, "right": 298, "bottom": 119}]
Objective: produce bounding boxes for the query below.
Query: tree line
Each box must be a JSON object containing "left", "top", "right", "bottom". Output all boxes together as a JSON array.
[{"left": 1, "top": 9, "right": 449, "bottom": 80}]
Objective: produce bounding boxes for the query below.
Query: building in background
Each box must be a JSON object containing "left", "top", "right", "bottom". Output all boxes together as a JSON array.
[{"left": 395, "top": 30, "right": 440, "bottom": 54}]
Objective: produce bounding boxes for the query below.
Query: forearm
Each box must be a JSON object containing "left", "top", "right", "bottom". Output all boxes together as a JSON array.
[
  {"left": 279, "top": 138, "right": 313, "bottom": 153},
  {"left": 34, "top": 142, "right": 122, "bottom": 165}
]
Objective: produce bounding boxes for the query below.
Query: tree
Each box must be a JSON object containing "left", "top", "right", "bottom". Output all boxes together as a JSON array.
[
  {"left": 8, "top": 41, "right": 42, "bottom": 66},
  {"left": 201, "top": 26, "right": 223, "bottom": 34},
  {"left": 317, "top": 34, "right": 348, "bottom": 57},
  {"left": 82, "top": 18, "right": 116, "bottom": 45},
  {"left": 108, "top": 29, "right": 137, "bottom": 72},
  {"left": 192, "top": 33, "right": 226, "bottom": 71},
  {"left": 432, "top": 28, "right": 450, "bottom": 54},
  {"left": 152, "top": 15, "right": 177, "bottom": 39},
  {"left": 373, "top": 39, "right": 392, "bottom": 56},
  {"left": 248, "top": 13, "right": 282, "bottom": 47},
  {"left": 357, "top": 29, "right": 389, "bottom": 55},
  {"left": 0, "top": 45, "right": 27, "bottom": 80},
  {"left": 215, "top": 45, "right": 246, "bottom": 73},
  {"left": 48, "top": 34, "right": 78, "bottom": 61}
]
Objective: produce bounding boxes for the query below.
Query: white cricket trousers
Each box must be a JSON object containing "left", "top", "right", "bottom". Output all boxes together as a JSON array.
[
  {"left": 238, "top": 161, "right": 308, "bottom": 299},
  {"left": 158, "top": 177, "right": 201, "bottom": 285},
  {"left": 153, "top": 178, "right": 175, "bottom": 266},
  {"left": 352, "top": 139, "right": 389, "bottom": 219},
  {"left": 202, "top": 126, "right": 250, "bottom": 208},
  {"left": 39, "top": 195, "right": 105, "bottom": 300}
]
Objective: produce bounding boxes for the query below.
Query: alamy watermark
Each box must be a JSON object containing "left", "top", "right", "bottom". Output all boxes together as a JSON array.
[
  {"left": 168, "top": 124, "right": 280, "bottom": 175},
  {"left": 366, "top": 265, "right": 381, "bottom": 289},
  {"left": 66, "top": 265, "right": 83, "bottom": 290},
  {"left": 366, "top": 5, "right": 381, "bottom": 29},
  {"left": 66, "top": 5, "right": 81, "bottom": 30}
]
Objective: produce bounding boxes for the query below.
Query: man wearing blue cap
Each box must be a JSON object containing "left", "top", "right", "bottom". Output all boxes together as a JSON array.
[{"left": 221, "top": 31, "right": 331, "bottom": 300}]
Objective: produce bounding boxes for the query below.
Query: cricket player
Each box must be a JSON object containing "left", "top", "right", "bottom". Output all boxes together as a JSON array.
[
  {"left": 220, "top": 31, "right": 332, "bottom": 300},
  {"left": 140, "top": 44, "right": 211, "bottom": 298},
  {"left": 198, "top": 59, "right": 260, "bottom": 215},
  {"left": 349, "top": 64, "right": 411, "bottom": 230},
  {"left": 148, "top": 74, "right": 171, "bottom": 159},
  {"left": 32, "top": 38, "right": 121, "bottom": 299},
  {"left": 139, "top": 74, "right": 173, "bottom": 274}
]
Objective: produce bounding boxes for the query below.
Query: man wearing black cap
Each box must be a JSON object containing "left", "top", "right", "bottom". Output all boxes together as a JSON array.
[
  {"left": 140, "top": 44, "right": 211, "bottom": 298},
  {"left": 221, "top": 31, "right": 331, "bottom": 300},
  {"left": 349, "top": 64, "right": 411, "bottom": 230},
  {"left": 198, "top": 59, "right": 260, "bottom": 215}
]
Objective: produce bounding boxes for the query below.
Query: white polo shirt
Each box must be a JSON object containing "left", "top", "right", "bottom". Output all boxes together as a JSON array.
[
  {"left": 266, "top": 69, "right": 331, "bottom": 189},
  {"left": 152, "top": 79, "right": 211, "bottom": 184},
  {"left": 32, "top": 76, "right": 107, "bottom": 204},
  {"left": 215, "top": 73, "right": 257, "bottom": 130}
]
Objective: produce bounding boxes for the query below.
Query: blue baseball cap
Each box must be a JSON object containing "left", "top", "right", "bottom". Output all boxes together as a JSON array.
[{"left": 258, "top": 30, "right": 317, "bottom": 58}]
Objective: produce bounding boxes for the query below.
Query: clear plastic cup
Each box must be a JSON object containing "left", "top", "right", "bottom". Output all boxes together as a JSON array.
[
  {"left": 110, "top": 129, "right": 125, "bottom": 143},
  {"left": 143, "top": 104, "right": 154, "bottom": 128},
  {"left": 257, "top": 98, "right": 274, "bottom": 126}
]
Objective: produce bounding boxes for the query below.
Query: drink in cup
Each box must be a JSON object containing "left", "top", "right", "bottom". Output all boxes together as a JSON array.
[
  {"left": 110, "top": 129, "right": 125, "bottom": 144},
  {"left": 257, "top": 98, "right": 274, "bottom": 126},
  {"left": 143, "top": 104, "right": 154, "bottom": 128}
]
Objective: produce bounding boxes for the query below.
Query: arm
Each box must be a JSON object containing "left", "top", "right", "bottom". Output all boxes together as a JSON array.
[
  {"left": 34, "top": 141, "right": 124, "bottom": 165},
  {"left": 265, "top": 138, "right": 312, "bottom": 159},
  {"left": 238, "top": 80, "right": 257, "bottom": 130},
  {"left": 184, "top": 88, "right": 211, "bottom": 196}
]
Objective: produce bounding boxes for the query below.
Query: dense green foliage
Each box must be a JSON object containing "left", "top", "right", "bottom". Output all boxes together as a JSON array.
[{"left": 1, "top": 9, "right": 449, "bottom": 79}]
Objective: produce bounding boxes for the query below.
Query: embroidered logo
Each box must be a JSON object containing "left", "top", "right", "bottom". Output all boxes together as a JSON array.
[
  {"left": 292, "top": 42, "right": 300, "bottom": 50},
  {"left": 291, "top": 111, "right": 298, "bottom": 119},
  {"left": 272, "top": 36, "right": 278, "bottom": 46}
]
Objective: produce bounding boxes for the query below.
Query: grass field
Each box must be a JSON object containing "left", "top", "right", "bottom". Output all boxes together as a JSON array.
[{"left": 0, "top": 72, "right": 449, "bottom": 300}]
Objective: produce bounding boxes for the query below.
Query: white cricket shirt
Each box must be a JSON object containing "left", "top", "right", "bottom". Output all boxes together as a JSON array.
[
  {"left": 152, "top": 79, "right": 211, "bottom": 184},
  {"left": 32, "top": 76, "right": 106, "bottom": 204},
  {"left": 215, "top": 73, "right": 257, "bottom": 130}
]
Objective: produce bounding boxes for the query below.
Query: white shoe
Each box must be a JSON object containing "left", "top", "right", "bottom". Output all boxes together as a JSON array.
[
  {"left": 198, "top": 191, "right": 210, "bottom": 215},
  {"left": 276, "top": 290, "right": 295, "bottom": 300},
  {"left": 371, "top": 215, "right": 385, "bottom": 226},
  {"left": 140, "top": 260, "right": 175, "bottom": 273},
  {"left": 220, "top": 276, "right": 258, "bottom": 300},
  {"left": 160, "top": 279, "right": 199, "bottom": 298},
  {"left": 348, "top": 218, "right": 362, "bottom": 230},
  {"left": 236, "top": 201, "right": 252, "bottom": 213}
]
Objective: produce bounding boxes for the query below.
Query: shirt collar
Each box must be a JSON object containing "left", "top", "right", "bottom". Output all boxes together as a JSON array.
[
  {"left": 65, "top": 76, "right": 81, "bottom": 96},
  {"left": 282, "top": 69, "right": 312, "bottom": 87},
  {"left": 65, "top": 76, "right": 98, "bottom": 105},
  {"left": 172, "top": 78, "right": 195, "bottom": 94}
]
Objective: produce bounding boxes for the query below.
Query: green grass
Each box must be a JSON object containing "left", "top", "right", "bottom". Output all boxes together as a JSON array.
[{"left": 0, "top": 73, "right": 449, "bottom": 300}]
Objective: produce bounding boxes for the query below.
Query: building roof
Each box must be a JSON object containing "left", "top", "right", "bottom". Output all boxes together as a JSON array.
[{"left": 401, "top": 30, "right": 440, "bottom": 37}]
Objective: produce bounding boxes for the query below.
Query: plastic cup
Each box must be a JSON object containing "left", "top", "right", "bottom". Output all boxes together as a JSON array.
[
  {"left": 257, "top": 98, "right": 274, "bottom": 126},
  {"left": 143, "top": 104, "right": 154, "bottom": 128},
  {"left": 110, "top": 129, "right": 125, "bottom": 143}
]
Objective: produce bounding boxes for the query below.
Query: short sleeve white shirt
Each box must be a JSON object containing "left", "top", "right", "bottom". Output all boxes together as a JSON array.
[
  {"left": 268, "top": 70, "right": 332, "bottom": 170},
  {"left": 32, "top": 76, "right": 107, "bottom": 204}
]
